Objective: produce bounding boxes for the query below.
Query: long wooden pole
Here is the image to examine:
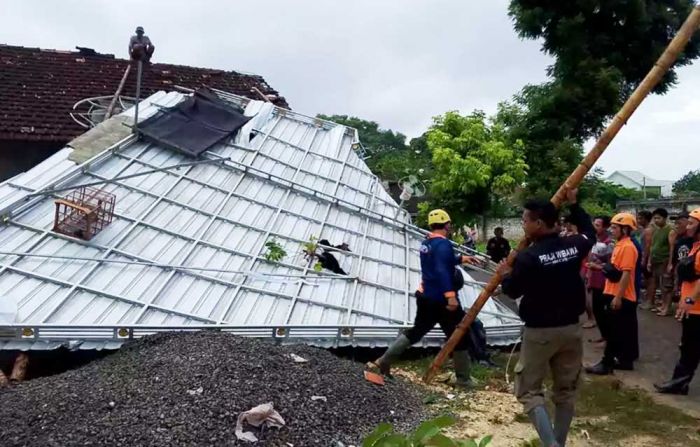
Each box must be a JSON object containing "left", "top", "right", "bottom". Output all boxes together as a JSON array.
[
  {"left": 424, "top": 6, "right": 700, "bottom": 384},
  {"left": 105, "top": 64, "right": 132, "bottom": 119}
]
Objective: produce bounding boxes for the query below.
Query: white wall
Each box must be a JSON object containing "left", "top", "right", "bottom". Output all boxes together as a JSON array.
[{"left": 607, "top": 172, "right": 641, "bottom": 190}]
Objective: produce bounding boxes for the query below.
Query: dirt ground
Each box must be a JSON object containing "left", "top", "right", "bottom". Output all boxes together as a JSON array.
[
  {"left": 392, "top": 303, "right": 700, "bottom": 447},
  {"left": 582, "top": 305, "right": 700, "bottom": 417}
]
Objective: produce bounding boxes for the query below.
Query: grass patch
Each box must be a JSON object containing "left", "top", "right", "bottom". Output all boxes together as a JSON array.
[
  {"left": 574, "top": 376, "right": 700, "bottom": 446},
  {"left": 395, "top": 351, "right": 700, "bottom": 446}
]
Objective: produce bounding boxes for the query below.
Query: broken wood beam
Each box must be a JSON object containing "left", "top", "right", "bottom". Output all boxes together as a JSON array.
[{"left": 9, "top": 353, "right": 29, "bottom": 382}]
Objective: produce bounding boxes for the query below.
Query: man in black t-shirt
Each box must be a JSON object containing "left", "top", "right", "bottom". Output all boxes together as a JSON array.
[
  {"left": 672, "top": 212, "right": 694, "bottom": 298},
  {"left": 486, "top": 227, "right": 511, "bottom": 263}
]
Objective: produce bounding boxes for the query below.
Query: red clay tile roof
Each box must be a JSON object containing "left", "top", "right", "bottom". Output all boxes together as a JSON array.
[{"left": 0, "top": 44, "right": 288, "bottom": 142}]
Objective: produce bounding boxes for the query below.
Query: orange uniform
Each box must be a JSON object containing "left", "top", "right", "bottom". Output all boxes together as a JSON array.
[
  {"left": 603, "top": 237, "right": 638, "bottom": 302},
  {"left": 680, "top": 241, "right": 700, "bottom": 315}
]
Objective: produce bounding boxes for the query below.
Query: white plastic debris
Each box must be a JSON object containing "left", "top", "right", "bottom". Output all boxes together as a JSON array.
[
  {"left": 187, "top": 386, "right": 203, "bottom": 396},
  {"left": 235, "top": 402, "right": 285, "bottom": 443},
  {"left": 446, "top": 393, "right": 456, "bottom": 400},
  {"left": 310, "top": 395, "right": 327, "bottom": 402},
  {"left": 289, "top": 354, "right": 309, "bottom": 363}
]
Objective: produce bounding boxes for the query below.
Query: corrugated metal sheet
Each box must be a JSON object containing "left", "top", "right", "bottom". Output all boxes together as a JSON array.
[{"left": 0, "top": 90, "right": 522, "bottom": 350}]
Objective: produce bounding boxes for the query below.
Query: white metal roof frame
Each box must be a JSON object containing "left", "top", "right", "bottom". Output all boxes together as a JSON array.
[{"left": 0, "top": 90, "right": 522, "bottom": 350}]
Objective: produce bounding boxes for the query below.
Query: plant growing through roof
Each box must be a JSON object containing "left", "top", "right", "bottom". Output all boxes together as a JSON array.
[
  {"left": 362, "top": 415, "right": 492, "bottom": 447},
  {"left": 264, "top": 239, "right": 287, "bottom": 262},
  {"left": 302, "top": 235, "right": 319, "bottom": 258}
]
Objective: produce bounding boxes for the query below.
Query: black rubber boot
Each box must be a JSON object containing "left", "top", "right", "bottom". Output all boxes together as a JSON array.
[
  {"left": 528, "top": 405, "right": 560, "bottom": 447},
  {"left": 585, "top": 361, "right": 613, "bottom": 376},
  {"left": 367, "top": 334, "right": 411, "bottom": 376},
  {"left": 654, "top": 377, "right": 691, "bottom": 395},
  {"left": 452, "top": 350, "right": 472, "bottom": 389},
  {"left": 613, "top": 360, "right": 634, "bottom": 371},
  {"left": 553, "top": 404, "right": 574, "bottom": 447}
]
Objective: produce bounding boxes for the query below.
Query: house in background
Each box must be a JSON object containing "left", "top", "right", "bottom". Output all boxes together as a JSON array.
[
  {"left": 0, "top": 44, "right": 287, "bottom": 181},
  {"left": 606, "top": 170, "right": 674, "bottom": 198}
]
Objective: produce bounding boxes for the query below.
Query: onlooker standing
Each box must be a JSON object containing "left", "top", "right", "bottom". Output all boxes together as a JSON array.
[
  {"left": 586, "top": 213, "right": 640, "bottom": 374},
  {"left": 486, "top": 227, "right": 511, "bottom": 263},
  {"left": 586, "top": 216, "right": 614, "bottom": 343},
  {"left": 642, "top": 208, "right": 674, "bottom": 313},
  {"left": 671, "top": 213, "right": 694, "bottom": 299},
  {"left": 635, "top": 210, "right": 653, "bottom": 289},
  {"left": 654, "top": 208, "right": 700, "bottom": 395}
]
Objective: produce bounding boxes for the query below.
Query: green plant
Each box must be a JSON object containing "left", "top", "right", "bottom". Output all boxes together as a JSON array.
[
  {"left": 362, "top": 416, "right": 492, "bottom": 447},
  {"left": 263, "top": 239, "right": 287, "bottom": 262},
  {"left": 302, "top": 235, "right": 318, "bottom": 257}
]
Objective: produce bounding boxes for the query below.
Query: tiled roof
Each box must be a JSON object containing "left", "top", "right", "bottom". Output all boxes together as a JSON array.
[{"left": 0, "top": 44, "right": 288, "bottom": 142}]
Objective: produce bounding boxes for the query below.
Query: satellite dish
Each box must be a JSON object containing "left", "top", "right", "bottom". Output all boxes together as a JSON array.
[{"left": 398, "top": 175, "right": 427, "bottom": 201}]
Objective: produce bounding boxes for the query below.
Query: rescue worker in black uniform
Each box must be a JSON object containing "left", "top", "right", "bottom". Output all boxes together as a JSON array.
[
  {"left": 366, "top": 209, "right": 478, "bottom": 387},
  {"left": 497, "top": 189, "right": 594, "bottom": 447},
  {"left": 655, "top": 208, "right": 700, "bottom": 395}
]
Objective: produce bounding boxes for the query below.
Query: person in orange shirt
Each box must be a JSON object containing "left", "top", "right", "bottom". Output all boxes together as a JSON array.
[
  {"left": 655, "top": 208, "right": 700, "bottom": 395},
  {"left": 586, "top": 213, "right": 639, "bottom": 375}
]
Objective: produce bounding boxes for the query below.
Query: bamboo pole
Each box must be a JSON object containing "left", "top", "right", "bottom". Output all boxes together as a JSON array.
[
  {"left": 105, "top": 64, "right": 132, "bottom": 119},
  {"left": 424, "top": 6, "right": 700, "bottom": 384}
]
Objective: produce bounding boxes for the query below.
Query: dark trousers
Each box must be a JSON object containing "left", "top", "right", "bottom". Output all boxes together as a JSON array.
[
  {"left": 673, "top": 315, "right": 700, "bottom": 379},
  {"left": 404, "top": 294, "right": 470, "bottom": 352},
  {"left": 603, "top": 296, "right": 639, "bottom": 365},
  {"left": 591, "top": 288, "right": 611, "bottom": 340}
]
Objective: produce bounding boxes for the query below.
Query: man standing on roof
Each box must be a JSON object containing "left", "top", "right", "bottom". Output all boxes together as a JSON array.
[
  {"left": 586, "top": 213, "right": 640, "bottom": 375},
  {"left": 366, "top": 209, "right": 479, "bottom": 388},
  {"left": 496, "top": 189, "right": 594, "bottom": 447},
  {"left": 655, "top": 208, "right": 700, "bottom": 395},
  {"left": 129, "top": 26, "right": 155, "bottom": 62}
]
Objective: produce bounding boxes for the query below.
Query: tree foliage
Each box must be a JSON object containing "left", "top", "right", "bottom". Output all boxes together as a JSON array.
[
  {"left": 579, "top": 168, "right": 643, "bottom": 216},
  {"left": 507, "top": 0, "right": 700, "bottom": 197},
  {"left": 673, "top": 169, "right": 700, "bottom": 195},
  {"left": 419, "top": 111, "right": 528, "bottom": 226},
  {"left": 317, "top": 114, "right": 430, "bottom": 182}
]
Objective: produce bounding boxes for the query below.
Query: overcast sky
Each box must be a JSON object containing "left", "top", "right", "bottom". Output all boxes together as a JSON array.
[{"left": 1, "top": 0, "right": 698, "bottom": 180}]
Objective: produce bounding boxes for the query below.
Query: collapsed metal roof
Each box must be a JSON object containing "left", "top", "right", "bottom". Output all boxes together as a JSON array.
[{"left": 0, "top": 89, "right": 522, "bottom": 351}]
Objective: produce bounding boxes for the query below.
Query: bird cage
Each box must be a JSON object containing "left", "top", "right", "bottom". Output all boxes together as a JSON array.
[{"left": 53, "top": 187, "right": 115, "bottom": 240}]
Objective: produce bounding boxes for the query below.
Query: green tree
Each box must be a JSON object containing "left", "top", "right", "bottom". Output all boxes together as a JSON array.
[
  {"left": 506, "top": 0, "right": 700, "bottom": 196},
  {"left": 578, "top": 169, "right": 643, "bottom": 216},
  {"left": 419, "top": 111, "right": 528, "bottom": 227},
  {"left": 673, "top": 169, "right": 700, "bottom": 195},
  {"left": 317, "top": 114, "right": 430, "bottom": 182}
]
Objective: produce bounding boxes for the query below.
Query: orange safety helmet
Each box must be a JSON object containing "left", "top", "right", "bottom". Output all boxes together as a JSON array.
[
  {"left": 689, "top": 208, "right": 700, "bottom": 222},
  {"left": 611, "top": 212, "right": 637, "bottom": 230}
]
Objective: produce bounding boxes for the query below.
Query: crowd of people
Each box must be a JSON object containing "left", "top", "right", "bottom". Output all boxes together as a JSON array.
[{"left": 369, "top": 190, "right": 700, "bottom": 447}]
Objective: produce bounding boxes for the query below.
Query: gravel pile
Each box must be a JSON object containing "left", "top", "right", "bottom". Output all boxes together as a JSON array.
[{"left": 0, "top": 332, "right": 426, "bottom": 446}]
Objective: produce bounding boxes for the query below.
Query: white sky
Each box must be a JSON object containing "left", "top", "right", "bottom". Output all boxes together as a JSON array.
[{"left": 1, "top": 0, "right": 698, "bottom": 180}]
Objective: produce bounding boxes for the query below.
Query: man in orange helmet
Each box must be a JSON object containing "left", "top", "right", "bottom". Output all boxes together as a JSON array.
[
  {"left": 586, "top": 213, "right": 640, "bottom": 375},
  {"left": 655, "top": 208, "right": 700, "bottom": 394}
]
